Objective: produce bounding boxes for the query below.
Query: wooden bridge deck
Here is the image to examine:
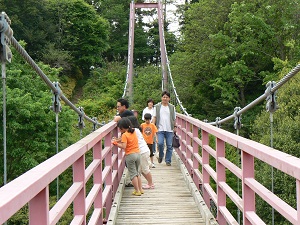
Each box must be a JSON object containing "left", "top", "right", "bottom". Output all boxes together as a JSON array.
[{"left": 107, "top": 152, "right": 217, "bottom": 225}]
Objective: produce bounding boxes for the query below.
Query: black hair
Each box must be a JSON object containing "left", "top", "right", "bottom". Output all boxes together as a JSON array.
[
  {"left": 127, "top": 116, "right": 140, "bottom": 129},
  {"left": 117, "top": 117, "right": 135, "bottom": 133},
  {"left": 144, "top": 113, "right": 152, "bottom": 120},
  {"left": 147, "top": 98, "right": 154, "bottom": 105},
  {"left": 117, "top": 98, "right": 129, "bottom": 109},
  {"left": 161, "top": 91, "right": 170, "bottom": 98}
]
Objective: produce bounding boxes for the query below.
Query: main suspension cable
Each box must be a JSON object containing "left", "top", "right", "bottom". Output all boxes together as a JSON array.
[
  {"left": 10, "top": 36, "right": 102, "bottom": 128},
  {"left": 208, "top": 64, "right": 300, "bottom": 126}
]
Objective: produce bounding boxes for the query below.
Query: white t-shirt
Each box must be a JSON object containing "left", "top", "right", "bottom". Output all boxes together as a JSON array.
[
  {"left": 142, "top": 107, "right": 154, "bottom": 121},
  {"left": 153, "top": 105, "right": 172, "bottom": 132},
  {"left": 134, "top": 128, "right": 150, "bottom": 154}
]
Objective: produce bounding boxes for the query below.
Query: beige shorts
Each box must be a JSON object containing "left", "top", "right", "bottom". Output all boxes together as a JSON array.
[{"left": 139, "top": 151, "right": 151, "bottom": 175}]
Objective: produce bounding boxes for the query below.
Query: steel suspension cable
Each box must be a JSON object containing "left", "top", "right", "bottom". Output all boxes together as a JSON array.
[
  {"left": 2, "top": 62, "right": 7, "bottom": 187},
  {"left": 157, "top": 0, "right": 189, "bottom": 116},
  {"left": 209, "top": 63, "right": 300, "bottom": 125},
  {"left": 10, "top": 36, "right": 102, "bottom": 127}
]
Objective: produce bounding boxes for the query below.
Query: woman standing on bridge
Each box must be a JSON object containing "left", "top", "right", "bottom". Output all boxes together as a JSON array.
[{"left": 112, "top": 117, "right": 144, "bottom": 196}]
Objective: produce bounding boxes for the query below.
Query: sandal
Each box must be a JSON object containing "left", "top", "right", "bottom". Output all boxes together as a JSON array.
[{"left": 142, "top": 184, "right": 155, "bottom": 189}]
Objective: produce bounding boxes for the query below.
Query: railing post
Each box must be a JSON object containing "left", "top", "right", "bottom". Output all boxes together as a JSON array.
[
  {"left": 242, "top": 151, "right": 255, "bottom": 225},
  {"left": 297, "top": 180, "right": 300, "bottom": 223},
  {"left": 73, "top": 155, "right": 86, "bottom": 224},
  {"left": 93, "top": 141, "right": 103, "bottom": 224},
  {"left": 113, "top": 127, "right": 123, "bottom": 183},
  {"left": 192, "top": 124, "right": 200, "bottom": 187},
  {"left": 201, "top": 130, "right": 210, "bottom": 206},
  {"left": 105, "top": 134, "right": 113, "bottom": 218},
  {"left": 175, "top": 117, "right": 183, "bottom": 160},
  {"left": 216, "top": 138, "right": 226, "bottom": 224},
  {"left": 29, "top": 186, "right": 49, "bottom": 225}
]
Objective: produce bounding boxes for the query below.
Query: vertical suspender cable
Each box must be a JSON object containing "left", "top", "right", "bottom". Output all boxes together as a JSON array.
[
  {"left": 56, "top": 113, "right": 59, "bottom": 201},
  {"left": 234, "top": 107, "right": 242, "bottom": 224},
  {"left": 2, "top": 62, "right": 7, "bottom": 225},
  {"left": 2, "top": 62, "right": 7, "bottom": 187},
  {"left": 270, "top": 113, "right": 274, "bottom": 225},
  {"left": 236, "top": 128, "right": 241, "bottom": 225}
]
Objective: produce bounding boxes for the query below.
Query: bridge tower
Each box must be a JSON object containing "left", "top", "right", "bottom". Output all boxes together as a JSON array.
[{"left": 126, "top": 0, "right": 168, "bottom": 102}]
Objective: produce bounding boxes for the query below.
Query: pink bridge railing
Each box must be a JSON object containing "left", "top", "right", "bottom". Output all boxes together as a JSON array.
[
  {"left": 175, "top": 113, "right": 300, "bottom": 225},
  {"left": 1, "top": 113, "right": 300, "bottom": 224},
  {"left": 0, "top": 121, "right": 123, "bottom": 225}
]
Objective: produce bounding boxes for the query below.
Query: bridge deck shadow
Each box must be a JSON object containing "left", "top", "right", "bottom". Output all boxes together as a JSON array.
[{"left": 107, "top": 152, "right": 217, "bottom": 225}]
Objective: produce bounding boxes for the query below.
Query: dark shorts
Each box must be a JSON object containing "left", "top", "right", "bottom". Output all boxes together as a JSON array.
[{"left": 147, "top": 144, "right": 154, "bottom": 157}]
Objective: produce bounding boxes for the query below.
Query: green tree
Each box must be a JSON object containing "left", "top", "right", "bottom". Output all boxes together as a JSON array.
[
  {"left": 0, "top": 42, "right": 76, "bottom": 185},
  {"left": 1, "top": 0, "right": 56, "bottom": 60},
  {"left": 96, "top": 0, "right": 131, "bottom": 62},
  {"left": 47, "top": 0, "right": 110, "bottom": 75},
  {"left": 251, "top": 59, "right": 300, "bottom": 224}
]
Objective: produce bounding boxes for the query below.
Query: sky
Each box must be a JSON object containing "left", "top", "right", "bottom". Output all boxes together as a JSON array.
[
  {"left": 165, "top": 0, "right": 185, "bottom": 34},
  {"left": 141, "top": 0, "right": 186, "bottom": 36}
]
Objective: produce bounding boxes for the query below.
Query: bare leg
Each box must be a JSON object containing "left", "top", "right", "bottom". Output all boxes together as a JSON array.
[
  {"left": 137, "top": 175, "right": 143, "bottom": 192},
  {"left": 131, "top": 176, "right": 140, "bottom": 192},
  {"left": 142, "top": 172, "right": 154, "bottom": 185}
]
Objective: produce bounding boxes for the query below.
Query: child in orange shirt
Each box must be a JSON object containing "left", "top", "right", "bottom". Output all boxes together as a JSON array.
[
  {"left": 140, "top": 113, "right": 158, "bottom": 167},
  {"left": 112, "top": 117, "right": 143, "bottom": 196}
]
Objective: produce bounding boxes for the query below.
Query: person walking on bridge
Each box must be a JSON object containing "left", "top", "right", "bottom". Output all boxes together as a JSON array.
[
  {"left": 142, "top": 99, "right": 157, "bottom": 155},
  {"left": 141, "top": 113, "right": 158, "bottom": 168},
  {"left": 152, "top": 91, "right": 176, "bottom": 166}
]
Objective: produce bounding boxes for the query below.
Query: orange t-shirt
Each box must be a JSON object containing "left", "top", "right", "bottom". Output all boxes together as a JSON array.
[
  {"left": 140, "top": 123, "right": 158, "bottom": 144},
  {"left": 121, "top": 131, "right": 140, "bottom": 155}
]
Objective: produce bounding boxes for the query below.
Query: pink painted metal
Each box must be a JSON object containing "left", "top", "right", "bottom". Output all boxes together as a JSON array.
[
  {"left": 127, "top": 2, "right": 135, "bottom": 98},
  {"left": 127, "top": 1, "right": 168, "bottom": 93},
  {"left": 174, "top": 113, "right": 300, "bottom": 225},
  {"left": 1, "top": 113, "right": 300, "bottom": 224},
  {"left": 0, "top": 121, "right": 124, "bottom": 225}
]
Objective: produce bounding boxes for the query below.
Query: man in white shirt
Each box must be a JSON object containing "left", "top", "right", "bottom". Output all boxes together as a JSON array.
[{"left": 152, "top": 91, "right": 177, "bottom": 166}]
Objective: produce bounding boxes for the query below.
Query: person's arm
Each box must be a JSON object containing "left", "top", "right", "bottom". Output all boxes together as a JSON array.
[
  {"left": 112, "top": 136, "right": 126, "bottom": 149},
  {"left": 114, "top": 115, "right": 121, "bottom": 122},
  {"left": 152, "top": 116, "right": 156, "bottom": 125},
  {"left": 142, "top": 108, "right": 145, "bottom": 121}
]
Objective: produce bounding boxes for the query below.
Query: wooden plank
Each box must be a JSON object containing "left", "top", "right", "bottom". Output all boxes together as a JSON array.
[{"left": 110, "top": 154, "right": 207, "bottom": 225}]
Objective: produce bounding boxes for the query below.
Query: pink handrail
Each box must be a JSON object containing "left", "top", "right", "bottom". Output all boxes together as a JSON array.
[
  {"left": 175, "top": 113, "right": 300, "bottom": 225},
  {"left": 0, "top": 121, "right": 124, "bottom": 225},
  {"left": 1, "top": 113, "right": 300, "bottom": 224}
]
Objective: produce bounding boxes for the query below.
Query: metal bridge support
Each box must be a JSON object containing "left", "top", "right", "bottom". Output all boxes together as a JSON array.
[
  {"left": 126, "top": 1, "right": 168, "bottom": 101},
  {"left": 0, "top": 13, "right": 12, "bottom": 202}
]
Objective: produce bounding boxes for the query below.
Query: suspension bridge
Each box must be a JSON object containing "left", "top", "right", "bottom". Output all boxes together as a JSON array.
[{"left": 1, "top": 1, "right": 300, "bottom": 225}]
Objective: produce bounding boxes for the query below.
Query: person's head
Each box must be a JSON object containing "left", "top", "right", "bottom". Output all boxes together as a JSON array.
[
  {"left": 117, "top": 117, "right": 135, "bottom": 133},
  {"left": 127, "top": 116, "right": 140, "bottom": 128},
  {"left": 144, "top": 113, "right": 152, "bottom": 124},
  {"left": 146, "top": 99, "right": 154, "bottom": 109},
  {"left": 132, "top": 109, "right": 138, "bottom": 118},
  {"left": 161, "top": 91, "right": 170, "bottom": 105},
  {"left": 117, "top": 98, "right": 129, "bottom": 114}
]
